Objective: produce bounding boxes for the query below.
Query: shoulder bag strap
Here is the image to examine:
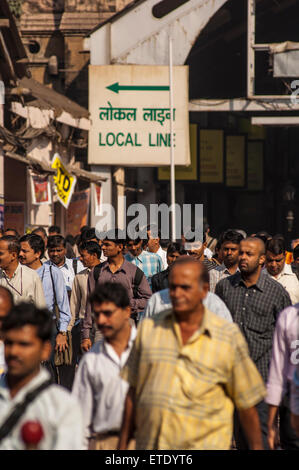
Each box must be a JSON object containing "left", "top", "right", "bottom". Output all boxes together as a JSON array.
[{"left": 0, "top": 379, "right": 52, "bottom": 442}]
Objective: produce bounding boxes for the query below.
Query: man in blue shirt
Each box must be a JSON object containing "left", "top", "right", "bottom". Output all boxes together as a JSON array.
[
  {"left": 19, "top": 234, "right": 71, "bottom": 387},
  {"left": 125, "top": 236, "right": 162, "bottom": 288}
]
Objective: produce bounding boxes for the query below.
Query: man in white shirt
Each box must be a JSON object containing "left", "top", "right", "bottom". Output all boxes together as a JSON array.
[
  {"left": 146, "top": 225, "right": 168, "bottom": 270},
  {"left": 265, "top": 237, "right": 299, "bottom": 305},
  {"left": 0, "top": 236, "right": 46, "bottom": 309},
  {"left": 0, "top": 287, "right": 13, "bottom": 376},
  {"left": 72, "top": 282, "right": 136, "bottom": 450},
  {"left": 0, "top": 302, "right": 83, "bottom": 450}
]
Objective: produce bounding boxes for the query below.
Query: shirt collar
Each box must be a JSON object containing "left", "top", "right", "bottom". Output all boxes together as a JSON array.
[
  {"left": 164, "top": 306, "right": 213, "bottom": 345},
  {"left": 0, "top": 263, "right": 21, "bottom": 280},
  {"left": 0, "top": 367, "right": 50, "bottom": 402},
  {"left": 102, "top": 324, "right": 137, "bottom": 360},
  {"left": 103, "top": 258, "right": 128, "bottom": 274},
  {"left": 232, "top": 270, "right": 266, "bottom": 291},
  {"left": 126, "top": 252, "right": 144, "bottom": 263}
]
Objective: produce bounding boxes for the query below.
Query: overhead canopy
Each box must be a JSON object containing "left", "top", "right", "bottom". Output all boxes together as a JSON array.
[{"left": 10, "top": 77, "right": 91, "bottom": 131}]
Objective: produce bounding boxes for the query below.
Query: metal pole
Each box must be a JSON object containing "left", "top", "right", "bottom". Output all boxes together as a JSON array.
[{"left": 169, "top": 35, "right": 176, "bottom": 241}]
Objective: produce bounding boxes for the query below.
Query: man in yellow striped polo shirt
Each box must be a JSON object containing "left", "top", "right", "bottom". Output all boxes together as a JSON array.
[{"left": 119, "top": 257, "right": 266, "bottom": 450}]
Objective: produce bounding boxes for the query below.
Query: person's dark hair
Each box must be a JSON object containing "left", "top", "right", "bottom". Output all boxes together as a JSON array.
[
  {"left": 266, "top": 237, "right": 285, "bottom": 255},
  {"left": 2, "top": 302, "right": 53, "bottom": 342},
  {"left": 47, "top": 235, "right": 66, "bottom": 249},
  {"left": 293, "top": 245, "right": 299, "bottom": 260},
  {"left": 80, "top": 225, "right": 90, "bottom": 234},
  {"left": 126, "top": 234, "right": 149, "bottom": 248},
  {"left": 19, "top": 234, "right": 45, "bottom": 259},
  {"left": 79, "top": 241, "right": 102, "bottom": 259},
  {"left": 102, "top": 228, "right": 125, "bottom": 245},
  {"left": 221, "top": 229, "right": 244, "bottom": 246},
  {"left": 167, "top": 242, "right": 187, "bottom": 256},
  {"left": 170, "top": 256, "right": 209, "bottom": 284},
  {"left": 32, "top": 226, "right": 47, "bottom": 238},
  {"left": 65, "top": 234, "right": 76, "bottom": 246},
  {"left": 48, "top": 225, "right": 61, "bottom": 235},
  {"left": 4, "top": 228, "right": 19, "bottom": 238},
  {"left": 81, "top": 228, "right": 98, "bottom": 242},
  {"left": 255, "top": 231, "right": 271, "bottom": 244},
  {"left": 1, "top": 235, "right": 21, "bottom": 256},
  {"left": 89, "top": 282, "right": 130, "bottom": 309},
  {"left": 66, "top": 243, "right": 75, "bottom": 259}
]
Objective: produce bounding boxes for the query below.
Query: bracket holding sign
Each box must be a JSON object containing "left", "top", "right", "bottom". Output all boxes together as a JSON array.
[{"left": 51, "top": 153, "right": 77, "bottom": 209}]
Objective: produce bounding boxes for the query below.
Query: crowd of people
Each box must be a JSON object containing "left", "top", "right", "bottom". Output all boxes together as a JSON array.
[{"left": 0, "top": 223, "right": 299, "bottom": 450}]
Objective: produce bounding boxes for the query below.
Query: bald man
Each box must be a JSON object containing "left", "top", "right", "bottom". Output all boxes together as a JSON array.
[
  {"left": 215, "top": 237, "right": 292, "bottom": 449},
  {"left": 119, "top": 257, "right": 266, "bottom": 450},
  {"left": 0, "top": 286, "right": 13, "bottom": 375}
]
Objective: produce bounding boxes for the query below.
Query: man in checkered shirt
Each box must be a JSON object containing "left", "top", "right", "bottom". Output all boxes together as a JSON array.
[{"left": 216, "top": 237, "right": 291, "bottom": 450}]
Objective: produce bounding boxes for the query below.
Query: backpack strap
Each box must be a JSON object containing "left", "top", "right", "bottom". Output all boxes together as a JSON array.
[
  {"left": 93, "top": 263, "right": 103, "bottom": 283},
  {"left": 133, "top": 266, "right": 144, "bottom": 298},
  {"left": 0, "top": 379, "right": 52, "bottom": 442},
  {"left": 72, "top": 259, "right": 78, "bottom": 275}
]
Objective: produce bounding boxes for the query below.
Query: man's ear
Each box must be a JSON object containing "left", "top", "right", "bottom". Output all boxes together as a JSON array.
[
  {"left": 41, "top": 340, "right": 52, "bottom": 362},
  {"left": 125, "top": 306, "right": 131, "bottom": 320},
  {"left": 260, "top": 254, "right": 266, "bottom": 266}
]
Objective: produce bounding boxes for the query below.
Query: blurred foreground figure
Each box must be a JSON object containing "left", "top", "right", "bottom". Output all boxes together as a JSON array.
[
  {"left": 73, "top": 283, "right": 135, "bottom": 450},
  {"left": 0, "top": 303, "right": 83, "bottom": 450},
  {"left": 0, "top": 287, "right": 13, "bottom": 376},
  {"left": 118, "top": 257, "right": 266, "bottom": 450}
]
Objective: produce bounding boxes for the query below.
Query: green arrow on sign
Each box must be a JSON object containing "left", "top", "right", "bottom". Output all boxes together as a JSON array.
[{"left": 106, "top": 82, "right": 170, "bottom": 94}]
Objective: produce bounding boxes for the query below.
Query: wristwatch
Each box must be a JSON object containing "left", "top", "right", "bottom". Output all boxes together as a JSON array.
[{"left": 58, "top": 331, "right": 67, "bottom": 336}]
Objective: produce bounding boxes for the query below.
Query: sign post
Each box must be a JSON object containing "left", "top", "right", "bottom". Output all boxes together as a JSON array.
[{"left": 169, "top": 36, "right": 176, "bottom": 242}]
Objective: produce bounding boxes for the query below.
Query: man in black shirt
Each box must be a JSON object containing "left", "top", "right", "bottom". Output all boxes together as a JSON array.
[
  {"left": 216, "top": 237, "right": 291, "bottom": 449},
  {"left": 151, "top": 242, "right": 186, "bottom": 293}
]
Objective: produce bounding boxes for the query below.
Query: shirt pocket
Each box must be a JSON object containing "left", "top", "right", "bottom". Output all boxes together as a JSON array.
[{"left": 245, "top": 312, "right": 274, "bottom": 338}]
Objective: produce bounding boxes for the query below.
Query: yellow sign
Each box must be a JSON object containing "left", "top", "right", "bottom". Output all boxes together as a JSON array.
[
  {"left": 200, "top": 130, "right": 223, "bottom": 183},
  {"left": 226, "top": 135, "right": 245, "bottom": 187},
  {"left": 247, "top": 141, "right": 263, "bottom": 190},
  {"left": 158, "top": 124, "right": 197, "bottom": 180},
  {"left": 51, "top": 154, "right": 77, "bottom": 209}
]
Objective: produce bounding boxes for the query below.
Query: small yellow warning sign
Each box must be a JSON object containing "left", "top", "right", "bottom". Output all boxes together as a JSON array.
[{"left": 51, "top": 154, "right": 77, "bottom": 209}]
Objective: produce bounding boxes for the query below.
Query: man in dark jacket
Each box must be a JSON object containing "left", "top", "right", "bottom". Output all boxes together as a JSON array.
[{"left": 151, "top": 242, "right": 187, "bottom": 293}]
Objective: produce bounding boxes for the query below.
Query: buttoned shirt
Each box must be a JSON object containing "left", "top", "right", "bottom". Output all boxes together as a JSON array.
[
  {"left": 0, "top": 263, "right": 46, "bottom": 309},
  {"left": 215, "top": 271, "right": 292, "bottom": 383},
  {"left": 121, "top": 308, "right": 266, "bottom": 450},
  {"left": 69, "top": 267, "right": 90, "bottom": 330},
  {"left": 82, "top": 259, "right": 151, "bottom": 340},
  {"left": 209, "top": 263, "right": 240, "bottom": 293},
  {"left": 37, "top": 263, "right": 71, "bottom": 332},
  {"left": 45, "top": 258, "right": 84, "bottom": 292},
  {"left": 266, "top": 304, "right": 299, "bottom": 406},
  {"left": 0, "top": 368, "right": 84, "bottom": 450},
  {"left": 125, "top": 250, "right": 162, "bottom": 287},
  {"left": 267, "top": 263, "right": 299, "bottom": 305},
  {"left": 72, "top": 325, "right": 137, "bottom": 448},
  {"left": 141, "top": 288, "right": 233, "bottom": 323},
  {"left": 155, "top": 246, "right": 168, "bottom": 271}
]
